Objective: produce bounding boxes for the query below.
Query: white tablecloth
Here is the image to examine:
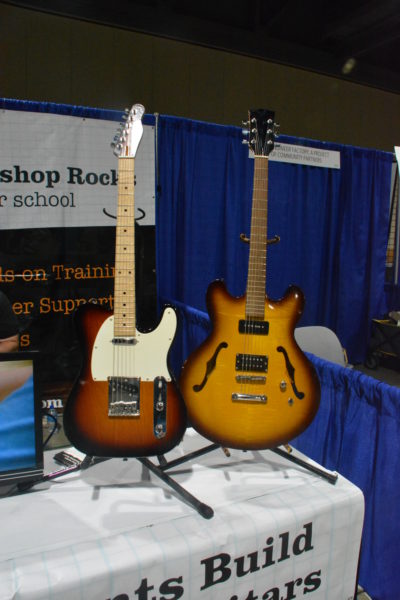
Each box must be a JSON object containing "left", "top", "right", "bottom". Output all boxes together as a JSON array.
[{"left": 0, "top": 429, "right": 364, "bottom": 600}]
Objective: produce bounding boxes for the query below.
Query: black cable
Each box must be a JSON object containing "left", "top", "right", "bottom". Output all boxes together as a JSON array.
[{"left": 42, "top": 410, "right": 59, "bottom": 448}]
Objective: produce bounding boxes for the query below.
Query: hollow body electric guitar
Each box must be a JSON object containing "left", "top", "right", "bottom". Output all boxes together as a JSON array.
[
  {"left": 179, "top": 109, "right": 320, "bottom": 450},
  {"left": 64, "top": 104, "right": 186, "bottom": 457}
]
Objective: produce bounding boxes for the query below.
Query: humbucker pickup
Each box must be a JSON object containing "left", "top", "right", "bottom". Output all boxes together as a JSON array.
[
  {"left": 236, "top": 354, "right": 268, "bottom": 372},
  {"left": 238, "top": 320, "right": 269, "bottom": 335}
]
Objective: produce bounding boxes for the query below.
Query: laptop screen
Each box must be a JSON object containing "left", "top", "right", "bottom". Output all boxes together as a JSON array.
[{"left": 0, "top": 352, "right": 43, "bottom": 486}]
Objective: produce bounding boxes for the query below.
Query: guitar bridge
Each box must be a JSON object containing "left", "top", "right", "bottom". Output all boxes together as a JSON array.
[
  {"left": 108, "top": 376, "right": 140, "bottom": 416},
  {"left": 236, "top": 375, "right": 266, "bottom": 383},
  {"left": 232, "top": 393, "right": 267, "bottom": 403}
]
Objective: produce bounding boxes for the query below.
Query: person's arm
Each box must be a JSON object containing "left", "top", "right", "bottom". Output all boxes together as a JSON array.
[
  {"left": 0, "top": 291, "right": 20, "bottom": 352},
  {"left": 0, "top": 362, "right": 31, "bottom": 402},
  {"left": 0, "top": 334, "right": 19, "bottom": 353}
]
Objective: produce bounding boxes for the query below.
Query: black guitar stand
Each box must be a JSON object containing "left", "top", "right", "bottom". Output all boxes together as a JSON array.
[
  {"left": 270, "top": 446, "right": 338, "bottom": 484},
  {"left": 137, "top": 448, "right": 218, "bottom": 519},
  {"left": 20, "top": 440, "right": 337, "bottom": 519},
  {"left": 64, "top": 447, "right": 219, "bottom": 519},
  {"left": 135, "top": 441, "right": 338, "bottom": 519}
]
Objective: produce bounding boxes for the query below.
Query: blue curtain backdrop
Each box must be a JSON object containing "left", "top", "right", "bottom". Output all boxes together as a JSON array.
[
  {"left": 293, "top": 356, "right": 400, "bottom": 600},
  {"left": 156, "top": 115, "right": 393, "bottom": 365},
  {"left": 0, "top": 96, "right": 155, "bottom": 124}
]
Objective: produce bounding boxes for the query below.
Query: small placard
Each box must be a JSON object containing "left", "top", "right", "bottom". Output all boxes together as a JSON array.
[
  {"left": 268, "top": 143, "right": 341, "bottom": 168},
  {"left": 394, "top": 146, "right": 400, "bottom": 174}
]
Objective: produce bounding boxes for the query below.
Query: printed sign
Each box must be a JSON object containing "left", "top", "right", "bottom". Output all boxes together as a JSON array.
[
  {"left": 0, "top": 109, "right": 156, "bottom": 229},
  {"left": 269, "top": 143, "right": 341, "bottom": 168}
]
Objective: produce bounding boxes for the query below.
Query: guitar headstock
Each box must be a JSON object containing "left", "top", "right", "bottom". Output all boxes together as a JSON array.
[
  {"left": 111, "top": 103, "right": 145, "bottom": 158},
  {"left": 243, "top": 109, "right": 279, "bottom": 157}
]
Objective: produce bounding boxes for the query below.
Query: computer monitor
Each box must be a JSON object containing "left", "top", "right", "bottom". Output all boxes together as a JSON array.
[{"left": 0, "top": 352, "right": 43, "bottom": 489}]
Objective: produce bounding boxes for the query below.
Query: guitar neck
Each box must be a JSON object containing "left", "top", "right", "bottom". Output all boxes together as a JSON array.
[
  {"left": 114, "top": 157, "right": 136, "bottom": 337},
  {"left": 246, "top": 155, "right": 269, "bottom": 319}
]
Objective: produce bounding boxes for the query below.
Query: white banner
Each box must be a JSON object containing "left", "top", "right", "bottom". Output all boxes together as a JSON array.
[
  {"left": 0, "top": 109, "right": 156, "bottom": 229},
  {"left": 0, "top": 433, "right": 364, "bottom": 600}
]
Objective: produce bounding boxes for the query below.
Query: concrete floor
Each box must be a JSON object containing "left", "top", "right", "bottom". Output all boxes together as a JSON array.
[{"left": 354, "top": 354, "right": 400, "bottom": 388}]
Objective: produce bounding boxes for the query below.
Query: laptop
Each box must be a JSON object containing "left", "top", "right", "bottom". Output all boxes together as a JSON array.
[{"left": 0, "top": 352, "right": 43, "bottom": 490}]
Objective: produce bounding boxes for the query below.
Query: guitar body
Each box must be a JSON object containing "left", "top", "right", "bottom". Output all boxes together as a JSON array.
[
  {"left": 179, "top": 281, "right": 320, "bottom": 450},
  {"left": 64, "top": 303, "right": 186, "bottom": 457}
]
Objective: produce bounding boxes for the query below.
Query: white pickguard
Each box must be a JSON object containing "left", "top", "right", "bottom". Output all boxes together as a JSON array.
[{"left": 91, "top": 307, "right": 177, "bottom": 382}]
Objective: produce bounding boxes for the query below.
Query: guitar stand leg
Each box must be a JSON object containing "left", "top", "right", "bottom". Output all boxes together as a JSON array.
[
  {"left": 137, "top": 457, "right": 214, "bottom": 519},
  {"left": 271, "top": 446, "right": 338, "bottom": 484},
  {"left": 158, "top": 443, "right": 220, "bottom": 471},
  {"left": 52, "top": 452, "right": 214, "bottom": 518}
]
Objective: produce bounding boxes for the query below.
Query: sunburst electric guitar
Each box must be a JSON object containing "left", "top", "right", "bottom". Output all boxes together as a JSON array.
[
  {"left": 179, "top": 109, "right": 320, "bottom": 450},
  {"left": 64, "top": 104, "right": 186, "bottom": 457}
]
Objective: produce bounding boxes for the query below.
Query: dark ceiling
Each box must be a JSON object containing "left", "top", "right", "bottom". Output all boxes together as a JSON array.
[{"left": 4, "top": 0, "right": 400, "bottom": 93}]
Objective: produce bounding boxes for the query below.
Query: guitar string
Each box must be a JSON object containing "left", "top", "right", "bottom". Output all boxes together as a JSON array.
[
  {"left": 114, "top": 158, "right": 136, "bottom": 410},
  {"left": 244, "top": 140, "right": 258, "bottom": 398},
  {"left": 244, "top": 141, "right": 268, "bottom": 401},
  {"left": 243, "top": 148, "right": 254, "bottom": 397}
]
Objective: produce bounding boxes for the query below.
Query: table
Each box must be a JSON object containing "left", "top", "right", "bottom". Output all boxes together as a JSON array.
[{"left": 0, "top": 430, "right": 364, "bottom": 600}]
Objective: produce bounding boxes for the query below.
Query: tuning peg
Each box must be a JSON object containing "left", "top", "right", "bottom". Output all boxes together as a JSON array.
[
  {"left": 242, "top": 119, "right": 250, "bottom": 127},
  {"left": 111, "top": 142, "right": 121, "bottom": 157},
  {"left": 242, "top": 128, "right": 249, "bottom": 136}
]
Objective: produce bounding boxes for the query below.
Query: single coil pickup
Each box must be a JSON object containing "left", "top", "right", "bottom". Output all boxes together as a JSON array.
[
  {"left": 236, "top": 353, "right": 268, "bottom": 372},
  {"left": 108, "top": 376, "right": 140, "bottom": 416},
  {"left": 232, "top": 393, "right": 267, "bottom": 403},
  {"left": 238, "top": 319, "right": 269, "bottom": 335},
  {"left": 112, "top": 337, "right": 137, "bottom": 345},
  {"left": 236, "top": 375, "right": 266, "bottom": 384}
]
